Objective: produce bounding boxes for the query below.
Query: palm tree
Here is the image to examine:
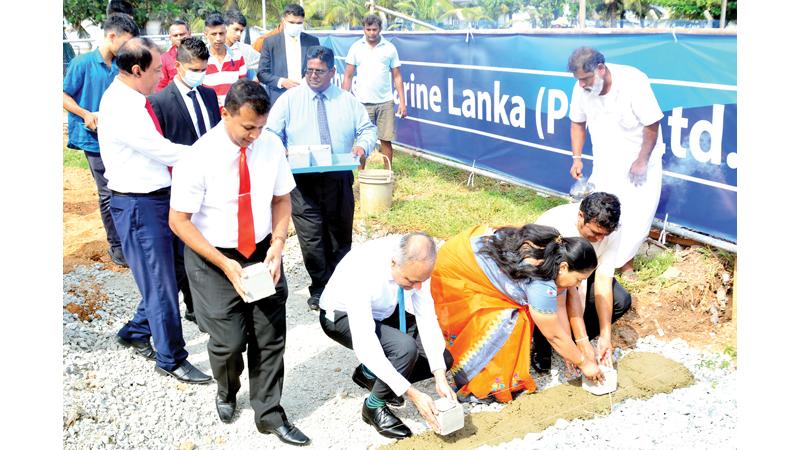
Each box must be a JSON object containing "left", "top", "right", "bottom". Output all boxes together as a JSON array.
[
  {"left": 624, "top": 0, "right": 661, "bottom": 26},
  {"left": 305, "top": 0, "right": 369, "bottom": 29},
  {"left": 392, "top": 0, "right": 455, "bottom": 26}
]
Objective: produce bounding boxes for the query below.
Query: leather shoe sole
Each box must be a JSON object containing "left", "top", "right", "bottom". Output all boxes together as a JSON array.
[
  {"left": 307, "top": 295, "right": 320, "bottom": 311},
  {"left": 155, "top": 360, "right": 212, "bottom": 384},
  {"left": 116, "top": 336, "right": 156, "bottom": 360},
  {"left": 215, "top": 396, "right": 236, "bottom": 423},
  {"left": 257, "top": 422, "right": 311, "bottom": 446}
]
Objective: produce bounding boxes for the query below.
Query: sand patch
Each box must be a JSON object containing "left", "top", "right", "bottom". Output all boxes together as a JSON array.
[{"left": 386, "top": 352, "right": 694, "bottom": 449}]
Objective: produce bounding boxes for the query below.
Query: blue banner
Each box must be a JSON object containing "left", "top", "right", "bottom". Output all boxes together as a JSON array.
[{"left": 316, "top": 32, "right": 737, "bottom": 244}]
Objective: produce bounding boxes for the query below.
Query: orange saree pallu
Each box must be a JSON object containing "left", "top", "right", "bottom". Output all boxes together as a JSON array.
[{"left": 430, "top": 225, "right": 537, "bottom": 402}]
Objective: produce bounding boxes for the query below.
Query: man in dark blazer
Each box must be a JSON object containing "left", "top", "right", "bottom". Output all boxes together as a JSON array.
[
  {"left": 257, "top": 4, "right": 320, "bottom": 105},
  {"left": 149, "top": 37, "right": 221, "bottom": 326}
]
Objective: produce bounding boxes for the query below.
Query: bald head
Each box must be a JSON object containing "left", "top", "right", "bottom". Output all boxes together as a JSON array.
[
  {"left": 394, "top": 232, "right": 436, "bottom": 268},
  {"left": 116, "top": 37, "right": 163, "bottom": 95}
]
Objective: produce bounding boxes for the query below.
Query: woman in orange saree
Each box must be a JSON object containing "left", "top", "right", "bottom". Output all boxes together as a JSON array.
[{"left": 430, "top": 223, "right": 603, "bottom": 403}]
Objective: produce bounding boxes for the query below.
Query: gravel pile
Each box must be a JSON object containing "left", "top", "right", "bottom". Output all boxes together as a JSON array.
[{"left": 63, "top": 235, "right": 736, "bottom": 449}]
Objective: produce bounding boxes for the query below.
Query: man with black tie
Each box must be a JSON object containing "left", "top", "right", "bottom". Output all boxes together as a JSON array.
[
  {"left": 149, "top": 36, "right": 222, "bottom": 326},
  {"left": 257, "top": 4, "right": 319, "bottom": 105}
]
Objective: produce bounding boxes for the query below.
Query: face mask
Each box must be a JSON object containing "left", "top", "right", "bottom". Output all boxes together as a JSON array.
[
  {"left": 182, "top": 69, "right": 206, "bottom": 89},
  {"left": 285, "top": 22, "right": 304, "bottom": 38},
  {"left": 588, "top": 70, "right": 604, "bottom": 96}
]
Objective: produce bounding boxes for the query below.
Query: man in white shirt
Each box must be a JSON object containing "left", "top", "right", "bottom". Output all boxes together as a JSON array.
[
  {"left": 99, "top": 37, "right": 211, "bottom": 385},
  {"left": 342, "top": 14, "right": 407, "bottom": 169},
  {"left": 257, "top": 4, "right": 320, "bottom": 106},
  {"left": 567, "top": 47, "right": 665, "bottom": 278},
  {"left": 319, "top": 233, "right": 457, "bottom": 439},
  {"left": 534, "top": 192, "right": 632, "bottom": 371},
  {"left": 169, "top": 80, "right": 309, "bottom": 446}
]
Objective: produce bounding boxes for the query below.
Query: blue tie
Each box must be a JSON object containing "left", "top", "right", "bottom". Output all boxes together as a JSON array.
[
  {"left": 397, "top": 285, "right": 406, "bottom": 333},
  {"left": 314, "top": 93, "right": 333, "bottom": 146},
  {"left": 187, "top": 90, "right": 207, "bottom": 136}
]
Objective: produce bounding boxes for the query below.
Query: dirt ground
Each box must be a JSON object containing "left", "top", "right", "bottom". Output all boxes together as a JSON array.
[
  {"left": 62, "top": 165, "right": 736, "bottom": 353},
  {"left": 387, "top": 352, "right": 695, "bottom": 449}
]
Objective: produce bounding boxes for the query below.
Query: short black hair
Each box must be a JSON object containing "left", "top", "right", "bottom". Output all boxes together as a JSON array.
[
  {"left": 177, "top": 37, "right": 209, "bottom": 64},
  {"left": 363, "top": 14, "right": 382, "bottom": 28},
  {"left": 283, "top": 4, "right": 305, "bottom": 17},
  {"left": 225, "top": 9, "right": 247, "bottom": 27},
  {"left": 106, "top": 0, "right": 134, "bottom": 17},
  {"left": 103, "top": 13, "right": 139, "bottom": 38},
  {"left": 305, "top": 46, "right": 334, "bottom": 70},
  {"left": 170, "top": 19, "right": 188, "bottom": 29},
  {"left": 579, "top": 192, "right": 621, "bottom": 232},
  {"left": 205, "top": 12, "right": 225, "bottom": 28},
  {"left": 116, "top": 37, "right": 158, "bottom": 74},
  {"left": 224, "top": 80, "right": 271, "bottom": 116}
]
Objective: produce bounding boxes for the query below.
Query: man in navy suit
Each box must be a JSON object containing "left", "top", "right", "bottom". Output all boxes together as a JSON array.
[
  {"left": 257, "top": 4, "right": 320, "bottom": 105},
  {"left": 149, "top": 36, "right": 221, "bottom": 326}
]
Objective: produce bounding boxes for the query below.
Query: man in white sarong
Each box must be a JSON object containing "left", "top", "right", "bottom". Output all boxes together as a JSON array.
[{"left": 567, "top": 46, "right": 664, "bottom": 279}]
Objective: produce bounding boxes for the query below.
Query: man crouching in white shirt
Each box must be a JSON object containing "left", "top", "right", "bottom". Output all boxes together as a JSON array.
[{"left": 318, "top": 233, "right": 457, "bottom": 439}]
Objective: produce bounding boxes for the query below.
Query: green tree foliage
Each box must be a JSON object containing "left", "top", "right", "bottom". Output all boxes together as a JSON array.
[
  {"left": 63, "top": 0, "right": 107, "bottom": 37},
  {"left": 652, "top": 0, "right": 736, "bottom": 21}
]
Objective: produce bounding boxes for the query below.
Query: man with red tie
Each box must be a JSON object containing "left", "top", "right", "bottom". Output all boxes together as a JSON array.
[
  {"left": 98, "top": 37, "right": 211, "bottom": 384},
  {"left": 169, "top": 80, "right": 309, "bottom": 446}
]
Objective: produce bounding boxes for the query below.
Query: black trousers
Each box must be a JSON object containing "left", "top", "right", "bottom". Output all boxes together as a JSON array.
[
  {"left": 532, "top": 272, "right": 632, "bottom": 352},
  {"left": 291, "top": 171, "right": 355, "bottom": 297},
  {"left": 173, "top": 239, "right": 193, "bottom": 313},
  {"left": 319, "top": 305, "right": 454, "bottom": 400},
  {"left": 184, "top": 237, "right": 290, "bottom": 429}
]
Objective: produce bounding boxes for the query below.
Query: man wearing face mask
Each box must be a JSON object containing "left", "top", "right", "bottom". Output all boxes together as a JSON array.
[
  {"left": 257, "top": 4, "right": 319, "bottom": 106},
  {"left": 567, "top": 47, "right": 664, "bottom": 280},
  {"left": 148, "top": 36, "right": 222, "bottom": 326}
]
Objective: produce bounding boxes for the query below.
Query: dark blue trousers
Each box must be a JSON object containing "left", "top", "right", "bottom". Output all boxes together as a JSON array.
[{"left": 110, "top": 191, "right": 188, "bottom": 370}]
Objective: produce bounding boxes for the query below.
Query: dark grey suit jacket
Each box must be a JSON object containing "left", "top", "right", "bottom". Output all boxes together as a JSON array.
[
  {"left": 148, "top": 80, "right": 221, "bottom": 146},
  {"left": 257, "top": 32, "right": 320, "bottom": 106}
]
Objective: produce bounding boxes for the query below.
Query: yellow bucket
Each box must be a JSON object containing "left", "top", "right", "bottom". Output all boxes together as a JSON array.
[{"left": 359, "top": 154, "right": 394, "bottom": 215}]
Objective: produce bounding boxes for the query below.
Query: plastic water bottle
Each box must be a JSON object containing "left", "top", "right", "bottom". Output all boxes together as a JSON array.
[{"left": 569, "top": 176, "right": 595, "bottom": 201}]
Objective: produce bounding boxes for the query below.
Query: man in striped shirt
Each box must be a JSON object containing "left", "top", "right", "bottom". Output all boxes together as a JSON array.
[{"left": 202, "top": 12, "right": 247, "bottom": 108}]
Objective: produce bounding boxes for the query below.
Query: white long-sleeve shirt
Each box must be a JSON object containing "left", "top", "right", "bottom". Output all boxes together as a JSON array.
[
  {"left": 98, "top": 78, "right": 189, "bottom": 193},
  {"left": 319, "top": 236, "right": 447, "bottom": 396}
]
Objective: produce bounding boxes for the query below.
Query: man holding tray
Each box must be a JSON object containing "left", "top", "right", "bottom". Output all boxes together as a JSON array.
[
  {"left": 169, "top": 80, "right": 310, "bottom": 446},
  {"left": 267, "top": 45, "right": 377, "bottom": 311}
]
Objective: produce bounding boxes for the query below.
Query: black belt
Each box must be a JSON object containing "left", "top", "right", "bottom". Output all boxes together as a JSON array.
[{"left": 111, "top": 187, "right": 171, "bottom": 197}]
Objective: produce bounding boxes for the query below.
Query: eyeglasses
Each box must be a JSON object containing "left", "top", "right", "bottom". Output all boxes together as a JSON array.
[{"left": 306, "top": 68, "right": 330, "bottom": 76}]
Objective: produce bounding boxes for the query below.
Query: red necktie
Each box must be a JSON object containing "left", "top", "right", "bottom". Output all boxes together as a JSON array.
[
  {"left": 237, "top": 147, "right": 256, "bottom": 258},
  {"left": 144, "top": 99, "right": 171, "bottom": 174}
]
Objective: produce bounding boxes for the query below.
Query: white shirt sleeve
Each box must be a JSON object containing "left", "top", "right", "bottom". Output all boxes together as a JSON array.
[
  {"left": 389, "top": 46, "right": 401, "bottom": 69},
  {"left": 346, "top": 279, "right": 412, "bottom": 396},
  {"left": 271, "top": 139, "right": 296, "bottom": 197},
  {"left": 630, "top": 70, "right": 664, "bottom": 126},
  {"left": 169, "top": 150, "right": 205, "bottom": 214},
  {"left": 569, "top": 82, "right": 587, "bottom": 123},
  {"left": 595, "top": 230, "right": 622, "bottom": 278},
  {"left": 411, "top": 280, "right": 446, "bottom": 373},
  {"left": 108, "top": 104, "right": 189, "bottom": 166},
  {"left": 344, "top": 43, "right": 357, "bottom": 66}
]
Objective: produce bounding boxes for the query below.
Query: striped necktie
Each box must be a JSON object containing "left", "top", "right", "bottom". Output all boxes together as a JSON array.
[{"left": 397, "top": 285, "right": 406, "bottom": 333}]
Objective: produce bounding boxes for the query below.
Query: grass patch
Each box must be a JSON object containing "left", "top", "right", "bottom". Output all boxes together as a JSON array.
[
  {"left": 356, "top": 151, "right": 566, "bottom": 239},
  {"left": 64, "top": 146, "right": 89, "bottom": 170},
  {"left": 620, "top": 250, "right": 676, "bottom": 291}
]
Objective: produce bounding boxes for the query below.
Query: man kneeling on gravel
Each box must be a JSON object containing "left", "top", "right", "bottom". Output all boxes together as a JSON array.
[{"left": 318, "top": 233, "right": 458, "bottom": 439}]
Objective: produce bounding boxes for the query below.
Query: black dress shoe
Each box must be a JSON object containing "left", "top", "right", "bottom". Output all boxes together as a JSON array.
[
  {"left": 108, "top": 247, "right": 128, "bottom": 267},
  {"left": 215, "top": 395, "right": 236, "bottom": 423},
  {"left": 184, "top": 311, "right": 197, "bottom": 323},
  {"left": 531, "top": 348, "right": 552, "bottom": 373},
  {"left": 307, "top": 294, "right": 321, "bottom": 311},
  {"left": 386, "top": 395, "right": 405, "bottom": 408},
  {"left": 361, "top": 400, "right": 412, "bottom": 439},
  {"left": 352, "top": 366, "right": 376, "bottom": 391},
  {"left": 155, "top": 360, "right": 212, "bottom": 384},
  {"left": 257, "top": 422, "right": 311, "bottom": 446},
  {"left": 116, "top": 335, "right": 156, "bottom": 360}
]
